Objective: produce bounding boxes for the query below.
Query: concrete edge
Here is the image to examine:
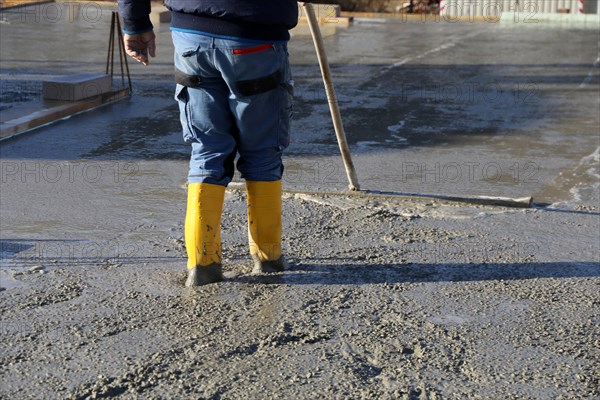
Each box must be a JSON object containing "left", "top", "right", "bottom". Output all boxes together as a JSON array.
[
  {"left": 0, "top": 88, "right": 130, "bottom": 141},
  {"left": 0, "top": 0, "right": 54, "bottom": 10}
]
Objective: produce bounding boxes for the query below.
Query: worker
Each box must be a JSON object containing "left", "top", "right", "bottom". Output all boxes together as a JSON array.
[{"left": 118, "top": 0, "right": 298, "bottom": 286}]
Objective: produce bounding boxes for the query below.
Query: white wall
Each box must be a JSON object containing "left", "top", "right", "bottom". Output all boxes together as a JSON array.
[{"left": 440, "top": 0, "right": 598, "bottom": 17}]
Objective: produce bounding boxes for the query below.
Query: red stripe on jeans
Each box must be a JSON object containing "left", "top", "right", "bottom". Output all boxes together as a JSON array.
[{"left": 233, "top": 44, "right": 273, "bottom": 55}]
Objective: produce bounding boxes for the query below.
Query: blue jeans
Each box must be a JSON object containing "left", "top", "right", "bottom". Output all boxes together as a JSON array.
[{"left": 172, "top": 31, "right": 293, "bottom": 186}]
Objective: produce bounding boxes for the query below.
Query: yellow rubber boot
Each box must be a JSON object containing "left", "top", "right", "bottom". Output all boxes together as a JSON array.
[
  {"left": 246, "top": 180, "right": 287, "bottom": 274},
  {"left": 184, "top": 182, "right": 226, "bottom": 286}
]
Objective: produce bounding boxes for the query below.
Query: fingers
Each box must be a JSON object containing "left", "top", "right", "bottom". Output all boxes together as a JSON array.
[
  {"left": 123, "top": 32, "right": 156, "bottom": 66},
  {"left": 142, "top": 32, "right": 156, "bottom": 63},
  {"left": 147, "top": 38, "right": 156, "bottom": 59},
  {"left": 125, "top": 45, "right": 148, "bottom": 66}
]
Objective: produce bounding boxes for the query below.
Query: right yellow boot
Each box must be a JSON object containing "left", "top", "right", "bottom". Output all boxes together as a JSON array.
[
  {"left": 184, "top": 182, "right": 226, "bottom": 287},
  {"left": 246, "top": 180, "right": 287, "bottom": 274}
]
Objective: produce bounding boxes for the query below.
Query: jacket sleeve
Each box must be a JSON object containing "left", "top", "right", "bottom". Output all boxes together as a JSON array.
[{"left": 118, "top": 0, "right": 153, "bottom": 34}]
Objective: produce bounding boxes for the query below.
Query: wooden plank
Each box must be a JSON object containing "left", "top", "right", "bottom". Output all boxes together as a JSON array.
[
  {"left": 283, "top": 188, "right": 534, "bottom": 209},
  {"left": 0, "top": 88, "right": 130, "bottom": 141},
  {"left": 298, "top": 15, "right": 353, "bottom": 27},
  {"left": 225, "top": 186, "right": 533, "bottom": 209},
  {"left": 0, "top": 0, "right": 54, "bottom": 10}
]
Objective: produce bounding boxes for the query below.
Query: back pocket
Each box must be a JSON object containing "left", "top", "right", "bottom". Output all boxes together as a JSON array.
[{"left": 231, "top": 43, "right": 279, "bottom": 86}]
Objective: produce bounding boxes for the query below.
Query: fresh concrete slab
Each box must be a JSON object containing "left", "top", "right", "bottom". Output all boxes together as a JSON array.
[{"left": 42, "top": 73, "right": 112, "bottom": 101}]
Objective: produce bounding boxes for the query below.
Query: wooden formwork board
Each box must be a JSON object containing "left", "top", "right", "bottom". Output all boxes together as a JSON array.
[{"left": 0, "top": 88, "right": 130, "bottom": 141}]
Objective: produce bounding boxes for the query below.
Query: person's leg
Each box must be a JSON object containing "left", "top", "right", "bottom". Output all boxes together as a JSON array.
[
  {"left": 213, "top": 40, "right": 293, "bottom": 273},
  {"left": 173, "top": 31, "right": 238, "bottom": 286}
]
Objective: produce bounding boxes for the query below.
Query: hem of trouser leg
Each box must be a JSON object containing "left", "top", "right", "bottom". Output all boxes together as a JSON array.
[
  {"left": 244, "top": 179, "right": 281, "bottom": 183},
  {"left": 187, "top": 177, "right": 231, "bottom": 186},
  {"left": 239, "top": 163, "right": 284, "bottom": 182},
  {"left": 240, "top": 168, "right": 284, "bottom": 182},
  {"left": 187, "top": 181, "right": 228, "bottom": 186}
]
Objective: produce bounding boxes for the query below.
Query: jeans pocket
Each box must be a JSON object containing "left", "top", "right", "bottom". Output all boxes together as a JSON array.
[
  {"left": 278, "top": 80, "right": 294, "bottom": 150},
  {"left": 175, "top": 84, "right": 195, "bottom": 142},
  {"left": 231, "top": 44, "right": 279, "bottom": 86}
]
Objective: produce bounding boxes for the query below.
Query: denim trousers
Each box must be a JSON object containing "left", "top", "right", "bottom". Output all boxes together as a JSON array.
[{"left": 172, "top": 30, "right": 293, "bottom": 186}]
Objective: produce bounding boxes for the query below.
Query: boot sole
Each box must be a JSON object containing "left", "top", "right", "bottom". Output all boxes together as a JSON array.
[
  {"left": 252, "top": 255, "right": 287, "bottom": 274},
  {"left": 185, "top": 263, "right": 223, "bottom": 287}
]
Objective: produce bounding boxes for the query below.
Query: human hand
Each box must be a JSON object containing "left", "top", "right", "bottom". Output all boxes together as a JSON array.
[{"left": 123, "top": 30, "right": 156, "bottom": 66}]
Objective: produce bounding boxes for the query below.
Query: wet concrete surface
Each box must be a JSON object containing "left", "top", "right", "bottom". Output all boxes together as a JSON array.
[
  {"left": 1, "top": 4, "right": 599, "bottom": 399},
  {"left": 1, "top": 6, "right": 598, "bottom": 206}
]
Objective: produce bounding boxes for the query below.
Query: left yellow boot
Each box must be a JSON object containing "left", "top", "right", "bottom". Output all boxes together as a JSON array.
[
  {"left": 184, "top": 182, "right": 226, "bottom": 287},
  {"left": 246, "top": 180, "right": 287, "bottom": 274}
]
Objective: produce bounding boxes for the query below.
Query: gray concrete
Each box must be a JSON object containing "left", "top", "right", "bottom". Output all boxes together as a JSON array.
[
  {"left": 42, "top": 73, "right": 112, "bottom": 101},
  {"left": 0, "top": 5, "right": 599, "bottom": 399},
  {"left": 1, "top": 7, "right": 597, "bottom": 206}
]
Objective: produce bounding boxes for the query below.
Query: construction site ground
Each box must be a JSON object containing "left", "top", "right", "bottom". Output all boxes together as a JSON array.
[{"left": 1, "top": 4, "right": 599, "bottom": 399}]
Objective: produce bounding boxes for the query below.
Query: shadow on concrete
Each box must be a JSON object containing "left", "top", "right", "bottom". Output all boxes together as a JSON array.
[
  {"left": 3, "top": 239, "right": 597, "bottom": 286},
  {"left": 239, "top": 261, "right": 600, "bottom": 285}
]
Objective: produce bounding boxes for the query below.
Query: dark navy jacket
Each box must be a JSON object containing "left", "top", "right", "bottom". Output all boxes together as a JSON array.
[{"left": 118, "top": 0, "right": 299, "bottom": 41}]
